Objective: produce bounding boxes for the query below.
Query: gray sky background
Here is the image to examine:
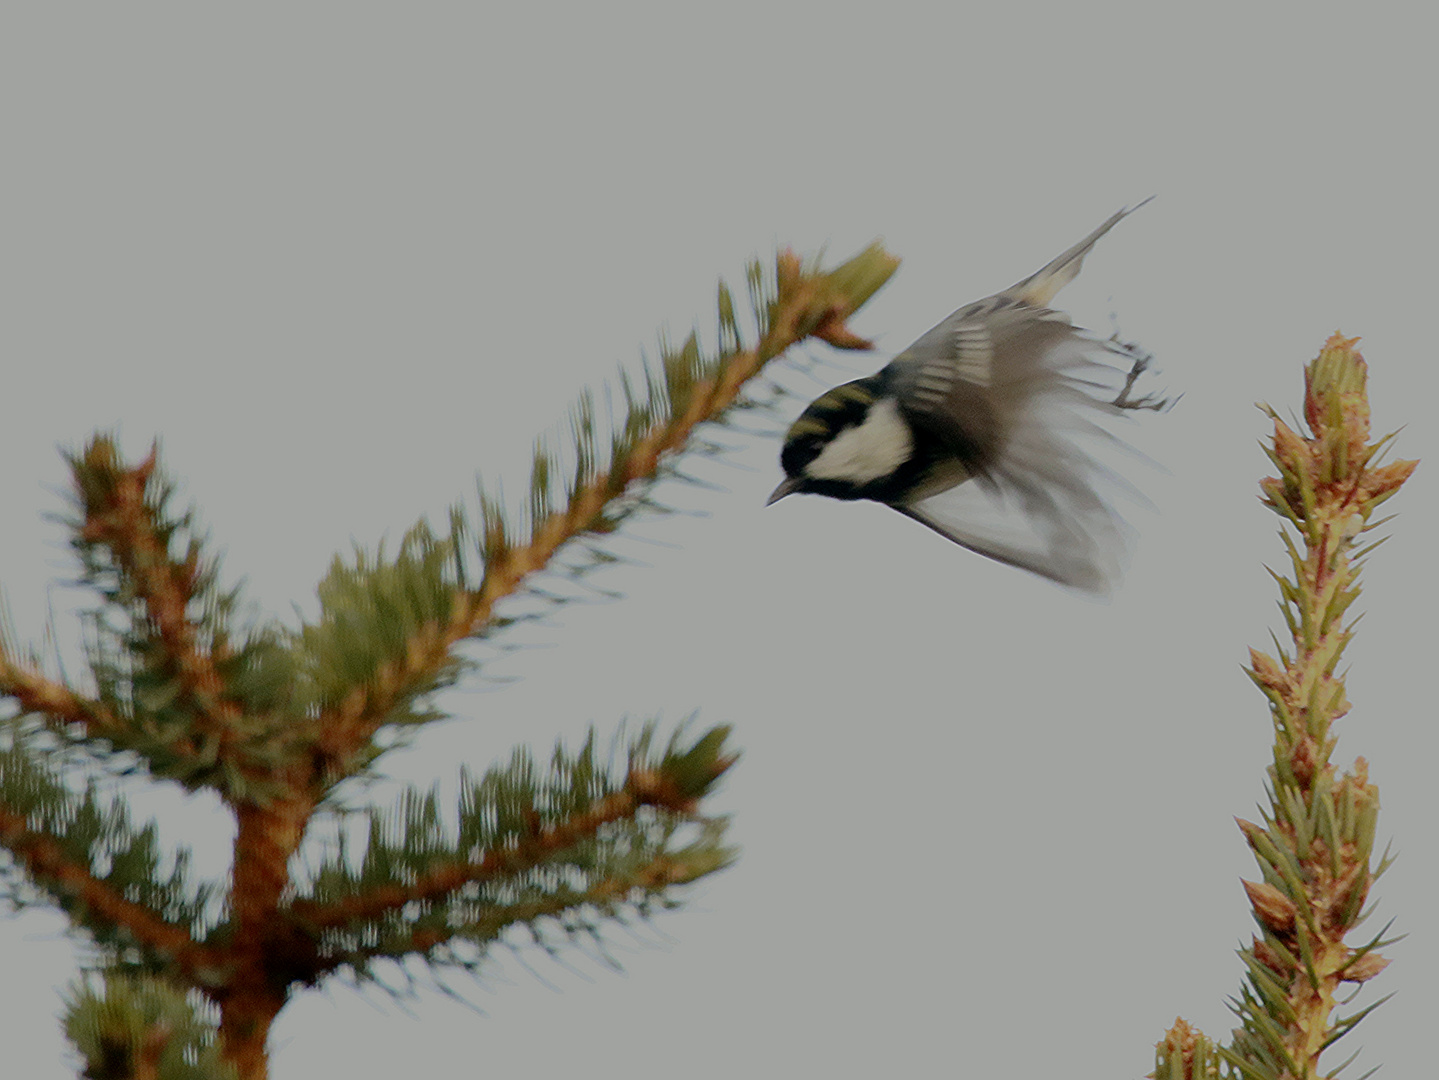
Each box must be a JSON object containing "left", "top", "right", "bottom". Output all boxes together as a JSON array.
[{"left": 2, "top": 6, "right": 1434, "bottom": 1078}]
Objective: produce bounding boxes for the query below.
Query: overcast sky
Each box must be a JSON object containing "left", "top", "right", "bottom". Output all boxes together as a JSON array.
[{"left": 2, "top": 5, "right": 1434, "bottom": 1078}]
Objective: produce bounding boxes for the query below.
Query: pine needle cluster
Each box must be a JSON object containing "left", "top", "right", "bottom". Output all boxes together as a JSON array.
[{"left": 0, "top": 242, "right": 900, "bottom": 1080}]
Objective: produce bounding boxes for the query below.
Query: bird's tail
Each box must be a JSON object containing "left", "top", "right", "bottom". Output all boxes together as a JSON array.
[{"left": 1004, "top": 197, "right": 1154, "bottom": 308}]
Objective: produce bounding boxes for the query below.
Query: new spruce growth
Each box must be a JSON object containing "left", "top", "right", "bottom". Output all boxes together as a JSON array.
[{"left": 1154, "top": 335, "right": 1416, "bottom": 1080}]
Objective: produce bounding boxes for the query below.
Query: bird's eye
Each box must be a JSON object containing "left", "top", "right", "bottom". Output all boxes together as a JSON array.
[{"left": 780, "top": 438, "right": 820, "bottom": 475}]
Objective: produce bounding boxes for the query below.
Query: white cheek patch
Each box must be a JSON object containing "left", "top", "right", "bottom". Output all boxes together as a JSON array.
[{"left": 805, "top": 397, "right": 914, "bottom": 483}]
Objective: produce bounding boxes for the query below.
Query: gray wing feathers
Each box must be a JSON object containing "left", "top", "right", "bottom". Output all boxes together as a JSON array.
[
  {"left": 887, "top": 305, "right": 1078, "bottom": 459},
  {"left": 896, "top": 502, "right": 1123, "bottom": 593},
  {"left": 897, "top": 331, "right": 1152, "bottom": 594}
]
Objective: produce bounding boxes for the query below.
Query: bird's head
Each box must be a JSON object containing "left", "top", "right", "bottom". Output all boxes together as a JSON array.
[{"left": 768, "top": 375, "right": 915, "bottom": 505}]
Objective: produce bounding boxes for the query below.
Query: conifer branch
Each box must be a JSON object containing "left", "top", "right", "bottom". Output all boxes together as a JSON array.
[
  {"left": 309, "top": 244, "right": 898, "bottom": 764},
  {"left": 464, "top": 248, "right": 891, "bottom": 627},
  {"left": 340, "top": 845, "right": 715, "bottom": 970},
  {"left": 1154, "top": 335, "right": 1416, "bottom": 1080},
  {"left": 0, "top": 657, "right": 124, "bottom": 737},
  {"left": 293, "top": 724, "right": 735, "bottom": 982},
  {"left": 0, "top": 797, "right": 214, "bottom": 977},
  {"left": 362, "top": 891, "right": 597, "bottom": 966},
  {"left": 293, "top": 771, "right": 719, "bottom": 933},
  {"left": 0, "top": 733, "right": 218, "bottom": 977},
  {"left": 63, "top": 972, "right": 237, "bottom": 1080},
  {"left": 70, "top": 442, "right": 235, "bottom": 720},
  {"left": 48, "top": 437, "right": 289, "bottom": 796}
]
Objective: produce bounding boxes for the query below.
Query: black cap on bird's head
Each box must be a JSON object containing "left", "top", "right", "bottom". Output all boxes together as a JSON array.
[
  {"left": 768, "top": 377, "right": 877, "bottom": 504},
  {"left": 767, "top": 372, "right": 938, "bottom": 506}
]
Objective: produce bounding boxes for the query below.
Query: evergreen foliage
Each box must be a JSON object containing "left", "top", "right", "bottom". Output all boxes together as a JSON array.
[
  {"left": 0, "top": 242, "right": 900, "bottom": 1080},
  {"left": 0, "top": 729, "right": 215, "bottom": 955},
  {"left": 3, "top": 261, "right": 1414, "bottom": 1080},
  {"left": 1153, "top": 335, "right": 1415, "bottom": 1080},
  {"left": 62, "top": 974, "right": 237, "bottom": 1080}
]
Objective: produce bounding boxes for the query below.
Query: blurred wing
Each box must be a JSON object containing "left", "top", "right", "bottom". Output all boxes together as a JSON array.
[
  {"left": 886, "top": 299, "right": 1077, "bottom": 461},
  {"left": 895, "top": 331, "right": 1154, "bottom": 594},
  {"left": 881, "top": 202, "right": 1160, "bottom": 591},
  {"left": 896, "top": 470, "right": 1131, "bottom": 594}
]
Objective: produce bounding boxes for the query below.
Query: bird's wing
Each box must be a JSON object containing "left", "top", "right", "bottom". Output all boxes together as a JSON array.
[
  {"left": 1001, "top": 197, "right": 1153, "bottom": 308},
  {"left": 884, "top": 299, "right": 1083, "bottom": 466},
  {"left": 896, "top": 453, "right": 1131, "bottom": 594},
  {"left": 887, "top": 198, "right": 1152, "bottom": 415},
  {"left": 878, "top": 202, "right": 1158, "bottom": 590},
  {"left": 894, "top": 329, "right": 1155, "bottom": 594}
]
